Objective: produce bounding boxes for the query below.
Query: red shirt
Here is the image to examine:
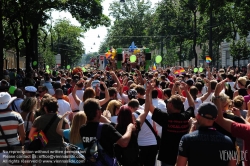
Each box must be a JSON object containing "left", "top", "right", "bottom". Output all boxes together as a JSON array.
[
  {"left": 123, "top": 86, "right": 129, "bottom": 93},
  {"left": 231, "top": 122, "right": 250, "bottom": 166},
  {"left": 155, "top": 87, "right": 163, "bottom": 99},
  {"left": 168, "top": 75, "right": 174, "bottom": 82}
]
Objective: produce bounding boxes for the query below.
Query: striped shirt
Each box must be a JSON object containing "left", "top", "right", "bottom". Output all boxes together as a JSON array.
[{"left": 0, "top": 111, "right": 24, "bottom": 147}]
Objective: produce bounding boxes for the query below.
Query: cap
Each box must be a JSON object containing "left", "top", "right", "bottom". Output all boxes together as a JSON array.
[
  {"left": 198, "top": 102, "right": 218, "bottom": 120},
  {"left": 128, "top": 89, "right": 137, "bottom": 99},
  {"left": 25, "top": 86, "right": 37, "bottom": 93}
]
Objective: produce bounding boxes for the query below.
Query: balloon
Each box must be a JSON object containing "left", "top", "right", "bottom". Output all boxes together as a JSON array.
[
  {"left": 82, "top": 67, "right": 86, "bottom": 72},
  {"left": 155, "top": 55, "right": 162, "bottom": 63},
  {"left": 9, "top": 86, "right": 17, "bottom": 95},
  {"left": 112, "top": 49, "right": 116, "bottom": 57},
  {"left": 46, "top": 65, "right": 49, "bottom": 69},
  {"left": 194, "top": 68, "right": 198, "bottom": 72},
  {"left": 67, "top": 65, "right": 70, "bottom": 69},
  {"left": 199, "top": 67, "right": 203, "bottom": 72},
  {"left": 33, "top": 61, "right": 37, "bottom": 66},
  {"left": 130, "top": 55, "right": 136, "bottom": 63}
]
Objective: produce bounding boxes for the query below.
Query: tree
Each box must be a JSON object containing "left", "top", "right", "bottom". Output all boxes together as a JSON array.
[
  {"left": 2, "top": 0, "right": 110, "bottom": 73},
  {"left": 39, "top": 19, "right": 85, "bottom": 68},
  {"left": 105, "top": 0, "right": 153, "bottom": 47},
  {"left": 230, "top": 37, "right": 250, "bottom": 67}
]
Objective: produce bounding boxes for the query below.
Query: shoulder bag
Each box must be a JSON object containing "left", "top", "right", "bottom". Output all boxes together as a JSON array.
[
  {"left": 28, "top": 114, "right": 57, "bottom": 151},
  {"left": 135, "top": 111, "right": 161, "bottom": 150},
  {"left": 0, "top": 125, "right": 23, "bottom": 165}
]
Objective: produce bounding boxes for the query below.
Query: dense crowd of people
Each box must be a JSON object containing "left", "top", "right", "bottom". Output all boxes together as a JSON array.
[{"left": 0, "top": 64, "right": 250, "bottom": 166}]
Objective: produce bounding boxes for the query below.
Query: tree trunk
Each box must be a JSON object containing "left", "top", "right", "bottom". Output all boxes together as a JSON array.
[
  {"left": 193, "top": 11, "right": 198, "bottom": 67},
  {"left": 0, "top": 1, "right": 3, "bottom": 79}
]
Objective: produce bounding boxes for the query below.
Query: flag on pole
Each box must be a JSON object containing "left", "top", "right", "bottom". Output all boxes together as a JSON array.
[{"left": 152, "top": 63, "right": 156, "bottom": 70}]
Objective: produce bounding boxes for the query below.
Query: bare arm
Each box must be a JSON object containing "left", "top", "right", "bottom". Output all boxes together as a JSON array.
[
  {"left": 182, "top": 82, "right": 195, "bottom": 108},
  {"left": 200, "top": 80, "right": 211, "bottom": 102},
  {"left": 56, "top": 112, "right": 70, "bottom": 136},
  {"left": 214, "top": 79, "right": 234, "bottom": 133},
  {"left": 111, "top": 71, "right": 121, "bottom": 90},
  {"left": 72, "top": 83, "right": 81, "bottom": 106},
  {"left": 176, "top": 155, "right": 188, "bottom": 166},
  {"left": 99, "top": 82, "right": 110, "bottom": 106},
  {"left": 137, "top": 82, "right": 151, "bottom": 127},
  {"left": 116, "top": 123, "right": 134, "bottom": 147},
  {"left": 18, "top": 124, "right": 25, "bottom": 145}
]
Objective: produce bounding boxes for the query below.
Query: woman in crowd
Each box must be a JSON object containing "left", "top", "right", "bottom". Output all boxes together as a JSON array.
[
  {"left": 105, "top": 100, "right": 122, "bottom": 123},
  {"left": 29, "top": 97, "right": 69, "bottom": 166},
  {"left": 20, "top": 97, "right": 37, "bottom": 148},
  {"left": 56, "top": 111, "right": 87, "bottom": 166},
  {"left": 233, "top": 95, "right": 248, "bottom": 119},
  {"left": 114, "top": 83, "right": 151, "bottom": 166}
]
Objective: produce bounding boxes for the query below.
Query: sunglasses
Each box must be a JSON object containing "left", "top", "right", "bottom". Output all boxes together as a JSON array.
[{"left": 38, "top": 91, "right": 44, "bottom": 93}]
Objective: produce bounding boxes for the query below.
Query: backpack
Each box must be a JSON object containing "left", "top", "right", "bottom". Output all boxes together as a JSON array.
[{"left": 84, "top": 123, "right": 119, "bottom": 166}]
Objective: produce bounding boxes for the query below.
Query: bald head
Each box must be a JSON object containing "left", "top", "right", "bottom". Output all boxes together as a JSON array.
[{"left": 55, "top": 88, "right": 63, "bottom": 99}]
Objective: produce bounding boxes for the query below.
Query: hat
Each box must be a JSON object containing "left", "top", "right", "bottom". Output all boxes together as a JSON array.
[
  {"left": 186, "top": 79, "right": 194, "bottom": 86},
  {"left": 128, "top": 89, "right": 137, "bottom": 99},
  {"left": 198, "top": 102, "right": 218, "bottom": 120},
  {"left": 238, "top": 77, "right": 247, "bottom": 86},
  {"left": 0, "top": 92, "right": 17, "bottom": 110},
  {"left": 25, "top": 86, "right": 37, "bottom": 93}
]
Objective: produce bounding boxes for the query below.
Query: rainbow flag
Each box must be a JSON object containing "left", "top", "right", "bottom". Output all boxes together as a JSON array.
[
  {"left": 206, "top": 56, "right": 212, "bottom": 63},
  {"left": 29, "top": 131, "right": 48, "bottom": 147},
  {"left": 38, "top": 131, "right": 49, "bottom": 146},
  {"left": 174, "top": 68, "right": 185, "bottom": 75}
]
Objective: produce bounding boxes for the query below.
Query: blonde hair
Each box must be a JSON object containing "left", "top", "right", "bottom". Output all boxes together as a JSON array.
[
  {"left": 106, "top": 100, "right": 122, "bottom": 116},
  {"left": 70, "top": 112, "right": 87, "bottom": 144},
  {"left": 20, "top": 97, "right": 37, "bottom": 112}
]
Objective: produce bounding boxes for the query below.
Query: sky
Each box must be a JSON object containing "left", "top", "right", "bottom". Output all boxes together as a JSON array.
[{"left": 51, "top": 0, "right": 159, "bottom": 54}]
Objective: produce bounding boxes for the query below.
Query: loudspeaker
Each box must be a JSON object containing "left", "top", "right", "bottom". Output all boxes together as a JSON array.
[
  {"left": 117, "top": 54, "right": 123, "bottom": 61},
  {"left": 145, "top": 53, "right": 151, "bottom": 60}
]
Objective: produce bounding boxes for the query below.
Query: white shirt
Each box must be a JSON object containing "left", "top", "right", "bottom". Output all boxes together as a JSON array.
[
  {"left": 203, "top": 92, "right": 214, "bottom": 103},
  {"left": 201, "top": 86, "right": 207, "bottom": 95},
  {"left": 151, "top": 98, "right": 167, "bottom": 137},
  {"left": 68, "top": 90, "right": 84, "bottom": 111},
  {"left": 184, "top": 97, "right": 202, "bottom": 116},
  {"left": 133, "top": 109, "right": 157, "bottom": 146},
  {"left": 57, "top": 99, "right": 72, "bottom": 120},
  {"left": 227, "top": 82, "right": 235, "bottom": 91}
]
